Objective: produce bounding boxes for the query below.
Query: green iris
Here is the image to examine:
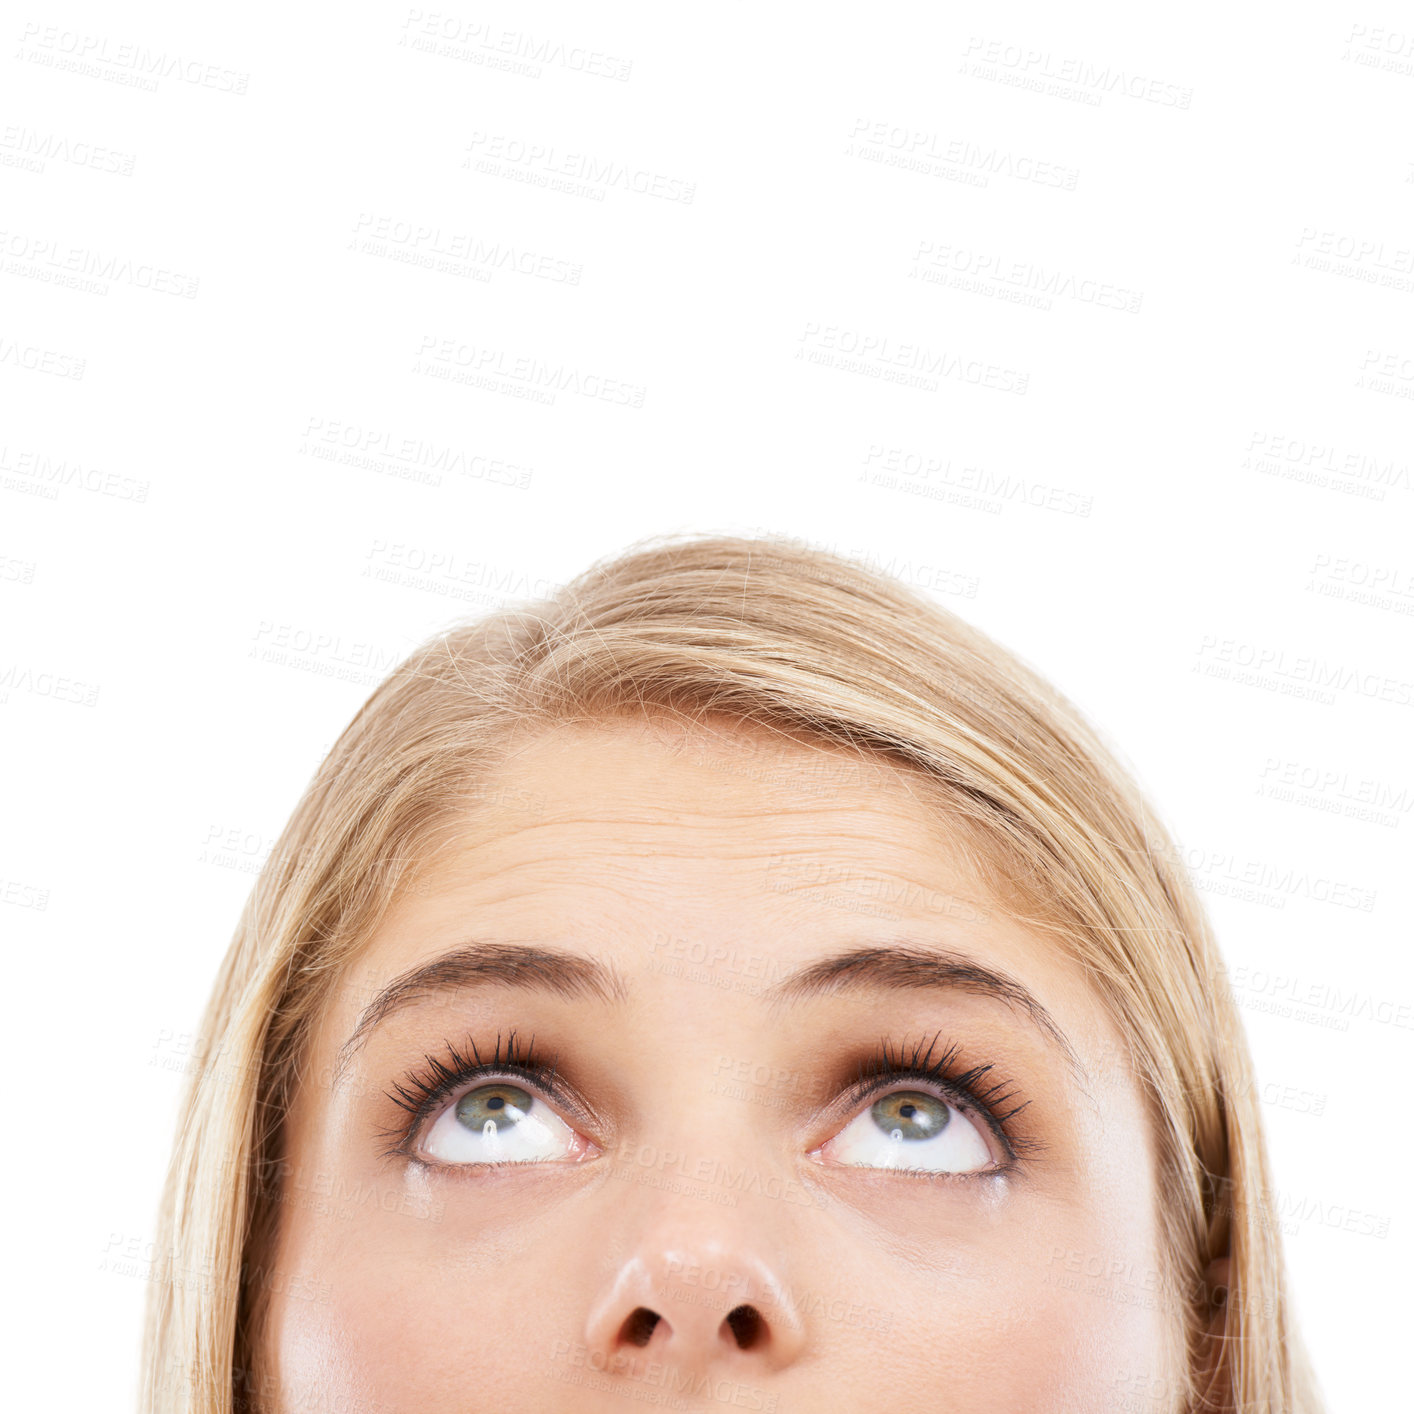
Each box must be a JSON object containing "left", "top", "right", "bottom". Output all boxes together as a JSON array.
[
  {"left": 871, "top": 1091, "right": 949, "bottom": 1142},
  {"left": 455, "top": 1083, "right": 533, "bottom": 1133}
]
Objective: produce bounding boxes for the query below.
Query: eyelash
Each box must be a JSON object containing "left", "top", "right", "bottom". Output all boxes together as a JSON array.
[
  {"left": 377, "top": 1029, "right": 572, "bottom": 1163},
  {"left": 839, "top": 1030, "right": 1042, "bottom": 1171},
  {"left": 379, "top": 1028, "right": 1040, "bottom": 1173}
]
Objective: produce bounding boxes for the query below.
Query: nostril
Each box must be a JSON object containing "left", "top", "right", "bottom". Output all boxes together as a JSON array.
[
  {"left": 724, "top": 1304, "right": 764, "bottom": 1349},
  {"left": 619, "top": 1307, "right": 661, "bottom": 1347}
]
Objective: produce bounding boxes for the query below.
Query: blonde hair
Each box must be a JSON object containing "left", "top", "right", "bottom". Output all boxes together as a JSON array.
[{"left": 142, "top": 531, "right": 1324, "bottom": 1413}]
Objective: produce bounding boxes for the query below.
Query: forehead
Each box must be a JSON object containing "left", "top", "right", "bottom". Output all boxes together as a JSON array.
[
  {"left": 334, "top": 716, "right": 1094, "bottom": 1015},
  {"left": 405, "top": 714, "right": 990, "bottom": 914},
  {"left": 297, "top": 716, "right": 1143, "bottom": 1129}
]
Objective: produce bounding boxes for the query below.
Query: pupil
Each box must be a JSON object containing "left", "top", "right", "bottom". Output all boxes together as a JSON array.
[
  {"left": 488, "top": 1097, "right": 504, "bottom": 1110},
  {"left": 871, "top": 1090, "right": 948, "bottom": 1141}
]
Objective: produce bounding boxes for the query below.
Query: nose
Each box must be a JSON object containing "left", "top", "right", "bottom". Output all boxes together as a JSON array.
[{"left": 583, "top": 1223, "right": 808, "bottom": 1382}]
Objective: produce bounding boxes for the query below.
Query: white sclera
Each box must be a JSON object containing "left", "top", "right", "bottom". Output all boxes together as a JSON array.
[
  {"left": 422, "top": 1087, "right": 578, "bottom": 1164},
  {"left": 826, "top": 1092, "right": 993, "bottom": 1173}
]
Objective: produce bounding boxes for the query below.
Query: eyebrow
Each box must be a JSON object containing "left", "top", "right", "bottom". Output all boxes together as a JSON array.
[
  {"left": 766, "top": 943, "right": 1087, "bottom": 1084},
  {"left": 333, "top": 943, "right": 630, "bottom": 1082},
  {"left": 334, "top": 939, "right": 1086, "bottom": 1087}
]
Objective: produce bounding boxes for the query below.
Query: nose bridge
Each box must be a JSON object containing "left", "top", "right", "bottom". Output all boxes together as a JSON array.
[{"left": 573, "top": 1008, "right": 816, "bottom": 1380}]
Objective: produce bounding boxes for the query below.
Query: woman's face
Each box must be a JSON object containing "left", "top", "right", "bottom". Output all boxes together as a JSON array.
[{"left": 260, "top": 717, "right": 1186, "bottom": 1413}]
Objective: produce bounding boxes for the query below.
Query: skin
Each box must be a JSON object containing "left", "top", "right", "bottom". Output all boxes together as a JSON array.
[{"left": 259, "top": 715, "right": 1190, "bottom": 1413}]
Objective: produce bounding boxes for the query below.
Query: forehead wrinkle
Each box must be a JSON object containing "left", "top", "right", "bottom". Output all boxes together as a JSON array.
[{"left": 431, "top": 797, "right": 966, "bottom": 862}]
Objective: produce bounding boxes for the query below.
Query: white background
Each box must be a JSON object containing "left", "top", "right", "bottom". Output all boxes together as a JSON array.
[{"left": 3, "top": 4, "right": 1411, "bottom": 1410}]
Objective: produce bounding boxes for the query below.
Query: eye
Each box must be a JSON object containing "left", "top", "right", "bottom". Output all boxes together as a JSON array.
[
  {"left": 814, "top": 1087, "right": 997, "bottom": 1174},
  {"left": 418, "top": 1081, "right": 593, "bottom": 1166}
]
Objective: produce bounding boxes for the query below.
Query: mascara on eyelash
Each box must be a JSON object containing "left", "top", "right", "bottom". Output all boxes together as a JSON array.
[
  {"left": 377, "top": 1027, "right": 1043, "bottom": 1170},
  {"left": 843, "top": 1032, "right": 1038, "bottom": 1164},
  {"left": 378, "top": 1029, "right": 563, "bottom": 1153}
]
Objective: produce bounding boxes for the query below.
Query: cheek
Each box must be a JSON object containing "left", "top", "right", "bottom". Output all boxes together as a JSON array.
[
  {"left": 266, "top": 1244, "right": 1175, "bottom": 1414},
  {"left": 855, "top": 1239, "right": 1178, "bottom": 1414},
  {"left": 273, "top": 1283, "right": 506, "bottom": 1413},
  {"left": 808, "top": 1167, "right": 1180, "bottom": 1414},
  {"left": 259, "top": 1089, "right": 1183, "bottom": 1414},
  {"left": 974, "top": 1262, "right": 1178, "bottom": 1412},
  {"left": 265, "top": 1193, "right": 581, "bottom": 1414},
  {"left": 263, "top": 1201, "right": 1183, "bottom": 1414}
]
